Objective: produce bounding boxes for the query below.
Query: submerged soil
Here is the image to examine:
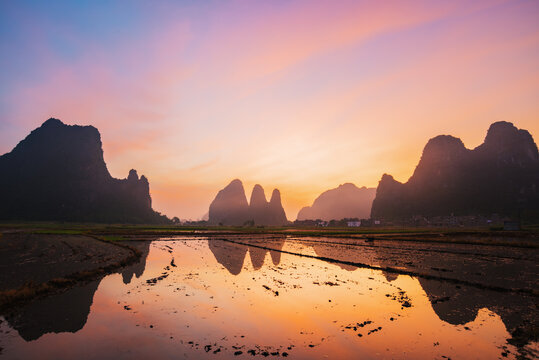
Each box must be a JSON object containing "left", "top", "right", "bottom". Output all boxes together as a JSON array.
[
  {"left": 0, "top": 229, "right": 537, "bottom": 359},
  {"left": 0, "top": 233, "right": 133, "bottom": 291}
]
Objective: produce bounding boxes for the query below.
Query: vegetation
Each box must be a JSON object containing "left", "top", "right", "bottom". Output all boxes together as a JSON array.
[
  {"left": 0, "top": 230, "right": 141, "bottom": 311},
  {"left": 1, "top": 221, "right": 538, "bottom": 243}
]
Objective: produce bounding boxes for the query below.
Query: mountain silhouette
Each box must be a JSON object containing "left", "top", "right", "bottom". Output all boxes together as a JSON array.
[
  {"left": 0, "top": 118, "right": 168, "bottom": 223},
  {"left": 371, "top": 122, "right": 539, "bottom": 220},
  {"left": 208, "top": 179, "right": 250, "bottom": 226},
  {"left": 268, "top": 189, "right": 288, "bottom": 225},
  {"left": 249, "top": 184, "right": 270, "bottom": 225},
  {"left": 208, "top": 180, "right": 288, "bottom": 226},
  {"left": 297, "top": 183, "right": 376, "bottom": 221}
]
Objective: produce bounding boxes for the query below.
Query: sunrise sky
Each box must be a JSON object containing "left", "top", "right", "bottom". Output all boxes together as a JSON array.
[{"left": 1, "top": 0, "right": 538, "bottom": 220}]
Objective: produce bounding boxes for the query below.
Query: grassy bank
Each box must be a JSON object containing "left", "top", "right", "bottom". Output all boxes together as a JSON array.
[{"left": 0, "top": 233, "right": 141, "bottom": 311}]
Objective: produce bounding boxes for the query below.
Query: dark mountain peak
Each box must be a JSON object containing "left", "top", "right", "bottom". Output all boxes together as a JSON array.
[
  {"left": 421, "top": 135, "right": 467, "bottom": 161},
  {"left": 0, "top": 118, "right": 168, "bottom": 223},
  {"left": 249, "top": 184, "right": 267, "bottom": 208},
  {"left": 36, "top": 118, "right": 99, "bottom": 138},
  {"left": 371, "top": 122, "right": 539, "bottom": 220},
  {"left": 252, "top": 183, "right": 264, "bottom": 192},
  {"left": 139, "top": 175, "right": 149, "bottom": 185},
  {"left": 127, "top": 169, "right": 139, "bottom": 181},
  {"left": 226, "top": 179, "right": 244, "bottom": 191},
  {"left": 484, "top": 121, "right": 519, "bottom": 143},
  {"left": 217, "top": 179, "right": 248, "bottom": 201},
  {"left": 7, "top": 117, "right": 102, "bottom": 161},
  {"left": 268, "top": 189, "right": 288, "bottom": 225},
  {"left": 208, "top": 179, "right": 249, "bottom": 225},
  {"left": 42, "top": 117, "right": 65, "bottom": 128},
  {"left": 209, "top": 180, "right": 287, "bottom": 226},
  {"left": 479, "top": 121, "right": 538, "bottom": 162},
  {"left": 410, "top": 135, "right": 469, "bottom": 183},
  {"left": 379, "top": 173, "right": 398, "bottom": 185},
  {"left": 269, "top": 189, "right": 282, "bottom": 205}
]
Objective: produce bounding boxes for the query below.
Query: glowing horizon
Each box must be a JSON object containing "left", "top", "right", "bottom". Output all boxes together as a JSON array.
[{"left": 1, "top": 1, "right": 538, "bottom": 220}]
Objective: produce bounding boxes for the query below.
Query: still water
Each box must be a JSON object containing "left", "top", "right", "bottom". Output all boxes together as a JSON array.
[{"left": 0, "top": 237, "right": 537, "bottom": 359}]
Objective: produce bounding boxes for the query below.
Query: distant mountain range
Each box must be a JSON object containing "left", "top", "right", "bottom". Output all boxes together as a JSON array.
[
  {"left": 2, "top": 119, "right": 537, "bottom": 224},
  {"left": 0, "top": 118, "right": 168, "bottom": 223},
  {"left": 371, "top": 121, "right": 539, "bottom": 220},
  {"left": 297, "top": 183, "right": 375, "bottom": 221},
  {"left": 209, "top": 179, "right": 288, "bottom": 226}
]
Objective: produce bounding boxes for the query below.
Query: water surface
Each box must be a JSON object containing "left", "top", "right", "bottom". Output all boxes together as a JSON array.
[{"left": 0, "top": 236, "right": 537, "bottom": 359}]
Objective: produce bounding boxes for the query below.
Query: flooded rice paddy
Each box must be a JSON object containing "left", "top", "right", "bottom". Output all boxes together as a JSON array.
[{"left": 0, "top": 236, "right": 537, "bottom": 359}]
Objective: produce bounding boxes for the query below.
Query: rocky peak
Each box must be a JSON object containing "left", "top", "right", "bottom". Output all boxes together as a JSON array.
[
  {"left": 409, "top": 135, "right": 469, "bottom": 184},
  {"left": 420, "top": 135, "right": 467, "bottom": 163},
  {"left": 208, "top": 179, "right": 249, "bottom": 226},
  {"left": 0, "top": 118, "right": 166, "bottom": 223},
  {"left": 479, "top": 121, "right": 538, "bottom": 163},
  {"left": 249, "top": 184, "right": 267, "bottom": 208},
  {"left": 41, "top": 117, "right": 64, "bottom": 128},
  {"left": 371, "top": 121, "right": 539, "bottom": 220},
  {"left": 216, "top": 179, "right": 248, "bottom": 204},
  {"left": 483, "top": 121, "right": 520, "bottom": 146},
  {"left": 139, "top": 175, "right": 149, "bottom": 185},
  {"left": 209, "top": 181, "right": 288, "bottom": 226},
  {"left": 378, "top": 174, "right": 398, "bottom": 186},
  {"left": 127, "top": 169, "right": 139, "bottom": 181},
  {"left": 268, "top": 189, "right": 288, "bottom": 225},
  {"left": 269, "top": 189, "right": 282, "bottom": 206},
  {"left": 226, "top": 179, "right": 245, "bottom": 193}
]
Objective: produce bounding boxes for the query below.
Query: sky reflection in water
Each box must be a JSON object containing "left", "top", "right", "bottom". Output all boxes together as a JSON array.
[{"left": 0, "top": 237, "right": 536, "bottom": 359}]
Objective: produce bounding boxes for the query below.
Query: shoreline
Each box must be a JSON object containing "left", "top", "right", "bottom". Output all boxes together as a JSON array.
[{"left": 0, "top": 233, "right": 142, "bottom": 311}]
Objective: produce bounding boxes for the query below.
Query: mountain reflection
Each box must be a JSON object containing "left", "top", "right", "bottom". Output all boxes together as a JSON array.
[
  {"left": 207, "top": 237, "right": 537, "bottom": 349},
  {"left": 120, "top": 241, "right": 152, "bottom": 284},
  {"left": 418, "top": 278, "right": 537, "bottom": 348},
  {"left": 208, "top": 240, "right": 248, "bottom": 275},
  {"left": 2, "top": 237, "right": 535, "bottom": 352},
  {"left": 4, "top": 280, "right": 101, "bottom": 341},
  {"left": 2, "top": 241, "right": 151, "bottom": 342},
  {"left": 208, "top": 237, "right": 285, "bottom": 274}
]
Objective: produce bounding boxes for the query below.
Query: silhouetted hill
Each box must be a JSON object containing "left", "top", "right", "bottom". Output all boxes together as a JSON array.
[
  {"left": 297, "top": 183, "right": 376, "bottom": 221},
  {"left": 208, "top": 180, "right": 288, "bottom": 226},
  {"left": 209, "top": 179, "right": 250, "bottom": 226},
  {"left": 0, "top": 118, "right": 169, "bottom": 223},
  {"left": 249, "top": 184, "right": 269, "bottom": 225},
  {"left": 371, "top": 122, "right": 539, "bottom": 220},
  {"left": 268, "top": 189, "right": 288, "bottom": 225}
]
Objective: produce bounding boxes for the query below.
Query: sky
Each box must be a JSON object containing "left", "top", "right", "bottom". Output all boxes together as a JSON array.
[{"left": 1, "top": 0, "right": 538, "bottom": 220}]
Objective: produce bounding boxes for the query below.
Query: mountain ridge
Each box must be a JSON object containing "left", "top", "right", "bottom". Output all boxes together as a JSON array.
[
  {"left": 371, "top": 121, "right": 539, "bottom": 220},
  {"left": 297, "top": 183, "right": 376, "bottom": 221},
  {"left": 0, "top": 118, "right": 169, "bottom": 223},
  {"left": 209, "top": 180, "right": 288, "bottom": 226}
]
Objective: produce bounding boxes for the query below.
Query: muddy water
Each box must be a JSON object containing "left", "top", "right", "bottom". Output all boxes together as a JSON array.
[{"left": 0, "top": 237, "right": 537, "bottom": 359}]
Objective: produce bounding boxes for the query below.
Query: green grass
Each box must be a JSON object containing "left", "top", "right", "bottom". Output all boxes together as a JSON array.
[
  {"left": 33, "top": 229, "right": 85, "bottom": 235},
  {"left": 1, "top": 221, "right": 538, "bottom": 239}
]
